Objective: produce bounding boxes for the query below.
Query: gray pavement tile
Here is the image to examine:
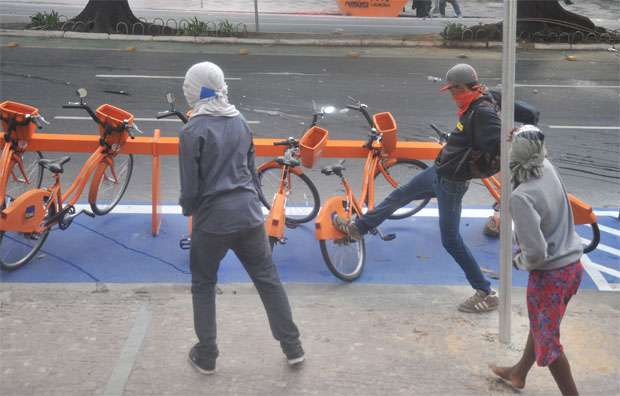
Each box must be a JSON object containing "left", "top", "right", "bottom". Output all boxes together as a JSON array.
[{"left": 1, "top": 283, "right": 618, "bottom": 395}]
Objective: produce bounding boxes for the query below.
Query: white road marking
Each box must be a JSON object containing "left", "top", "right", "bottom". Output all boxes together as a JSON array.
[
  {"left": 581, "top": 255, "right": 614, "bottom": 292},
  {"left": 515, "top": 84, "right": 620, "bottom": 89},
  {"left": 586, "top": 260, "right": 620, "bottom": 279},
  {"left": 72, "top": 205, "right": 620, "bottom": 219},
  {"left": 548, "top": 125, "right": 620, "bottom": 130},
  {"left": 581, "top": 238, "right": 620, "bottom": 257},
  {"left": 95, "top": 74, "right": 241, "bottom": 80},
  {"left": 599, "top": 224, "right": 620, "bottom": 237},
  {"left": 54, "top": 116, "right": 260, "bottom": 124},
  {"left": 251, "top": 72, "right": 329, "bottom": 77},
  {"left": 595, "top": 210, "right": 619, "bottom": 217}
]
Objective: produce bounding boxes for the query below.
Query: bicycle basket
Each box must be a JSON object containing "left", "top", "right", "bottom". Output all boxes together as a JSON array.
[
  {"left": 299, "top": 126, "right": 328, "bottom": 168},
  {"left": 0, "top": 101, "right": 39, "bottom": 141},
  {"left": 95, "top": 104, "right": 134, "bottom": 146},
  {"left": 373, "top": 112, "right": 397, "bottom": 154}
]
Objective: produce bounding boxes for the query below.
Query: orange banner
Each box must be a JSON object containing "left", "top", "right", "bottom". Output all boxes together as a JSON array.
[{"left": 336, "top": 0, "right": 408, "bottom": 17}]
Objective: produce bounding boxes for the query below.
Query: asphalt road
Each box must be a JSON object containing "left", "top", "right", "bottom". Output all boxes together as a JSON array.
[{"left": 0, "top": 37, "right": 618, "bottom": 207}]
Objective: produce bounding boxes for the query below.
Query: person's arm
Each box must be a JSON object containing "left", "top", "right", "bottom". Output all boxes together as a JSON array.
[
  {"left": 472, "top": 105, "right": 501, "bottom": 153},
  {"left": 178, "top": 126, "right": 203, "bottom": 216},
  {"left": 510, "top": 194, "right": 547, "bottom": 270}
]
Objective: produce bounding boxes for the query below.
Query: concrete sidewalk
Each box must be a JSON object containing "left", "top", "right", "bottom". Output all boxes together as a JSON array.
[{"left": 1, "top": 283, "right": 618, "bottom": 395}]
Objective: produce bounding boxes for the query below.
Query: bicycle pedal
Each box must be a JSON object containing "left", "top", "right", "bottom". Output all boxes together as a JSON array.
[
  {"left": 382, "top": 233, "right": 396, "bottom": 241},
  {"left": 83, "top": 209, "right": 95, "bottom": 218},
  {"left": 334, "top": 237, "right": 354, "bottom": 246},
  {"left": 179, "top": 237, "right": 191, "bottom": 250},
  {"left": 285, "top": 222, "right": 298, "bottom": 229}
]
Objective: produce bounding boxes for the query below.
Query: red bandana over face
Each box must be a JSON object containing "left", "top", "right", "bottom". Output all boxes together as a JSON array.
[{"left": 452, "top": 89, "right": 482, "bottom": 116}]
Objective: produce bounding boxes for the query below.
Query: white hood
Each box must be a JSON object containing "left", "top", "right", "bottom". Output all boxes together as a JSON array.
[{"left": 182, "top": 62, "right": 240, "bottom": 118}]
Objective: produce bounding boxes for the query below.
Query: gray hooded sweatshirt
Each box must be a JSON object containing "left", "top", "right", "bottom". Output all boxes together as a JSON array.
[
  {"left": 510, "top": 159, "right": 583, "bottom": 271},
  {"left": 178, "top": 114, "right": 264, "bottom": 234}
]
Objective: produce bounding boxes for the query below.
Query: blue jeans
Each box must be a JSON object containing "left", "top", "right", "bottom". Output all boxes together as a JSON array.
[
  {"left": 439, "top": 0, "right": 462, "bottom": 16},
  {"left": 356, "top": 165, "right": 491, "bottom": 293}
]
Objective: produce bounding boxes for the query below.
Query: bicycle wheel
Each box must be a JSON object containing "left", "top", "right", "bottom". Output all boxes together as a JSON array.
[
  {"left": 0, "top": 200, "right": 53, "bottom": 271},
  {"left": 89, "top": 154, "right": 134, "bottom": 216},
  {"left": 582, "top": 222, "right": 600, "bottom": 253},
  {"left": 4, "top": 151, "right": 44, "bottom": 204},
  {"left": 319, "top": 206, "right": 366, "bottom": 282},
  {"left": 257, "top": 164, "right": 320, "bottom": 224},
  {"left": 374, "top": 158, "right": 430, "bottom": 220}
]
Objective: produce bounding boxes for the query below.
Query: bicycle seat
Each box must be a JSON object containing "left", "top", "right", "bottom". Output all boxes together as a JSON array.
[
  {"left": 321, "top": 162, "right": 346, "bottom": 176},
  {"left": 38, "top": 156, "right": 71, "bottom": 174},
  {"left": 275, "top": 156, "right": 301, "bottom": 167}
]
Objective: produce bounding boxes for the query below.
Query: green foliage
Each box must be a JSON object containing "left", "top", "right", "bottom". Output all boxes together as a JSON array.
[
  {"left": 29, "top": 10, "right": 62, "bottom": 30},
  {"left": 178, "top": 17, "right": 241, "bottom": 37},
  {"left": 441, "top": 22, "right": 467, "bottom": 40},
  {"left": 179, "top": 17, "right": 209, "bottom": 36},
  {"left": 217, "top": 20, "right": 235, "bottom": 36}
]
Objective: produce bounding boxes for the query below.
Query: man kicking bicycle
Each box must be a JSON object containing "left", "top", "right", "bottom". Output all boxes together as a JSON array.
[{"left": 334, "top": 64, "right": 500, "bottom": 313}]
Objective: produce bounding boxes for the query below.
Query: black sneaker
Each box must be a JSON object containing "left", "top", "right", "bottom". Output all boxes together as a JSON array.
[
  {"left": 188, "top": 346, "right": 216, "bottom": 375},
  {"left": 284, "top": 344, "right": 305, "bottom": 366}
]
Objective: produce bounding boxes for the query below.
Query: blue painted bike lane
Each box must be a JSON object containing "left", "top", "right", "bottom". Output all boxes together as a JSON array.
[{"left": 1, "top": 207, "right": 618, "bottom": 290}]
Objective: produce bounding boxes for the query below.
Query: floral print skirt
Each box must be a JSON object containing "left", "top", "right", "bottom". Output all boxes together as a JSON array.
[{"left": 527, "top": 260, "right": 584, "bottom": 367}]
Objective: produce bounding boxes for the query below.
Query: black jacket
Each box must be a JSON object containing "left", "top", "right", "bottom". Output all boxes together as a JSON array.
[{"left": 435, "top": 94, "right": 501, "bottom": 181}]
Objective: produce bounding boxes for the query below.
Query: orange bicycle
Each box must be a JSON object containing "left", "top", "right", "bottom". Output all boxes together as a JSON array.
[
  {"left": 315, "top": 98, "right": 430, "bottom": 281},
  {"left": 430, "top": 124, "right": 600, "bottom": 253},
  {"left": 0, "top": 89, "right": 140, "bottom": 270},
  {"left": 260, "top": 106, "right": 330, "bottom": 249},
  {"left": 0, "top": 101, "right": 47, "bottom": 215}
]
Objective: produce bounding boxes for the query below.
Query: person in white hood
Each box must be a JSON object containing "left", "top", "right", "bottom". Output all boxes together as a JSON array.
[{"left": 179, "top": 62, "right": 304, "bottom": 375}]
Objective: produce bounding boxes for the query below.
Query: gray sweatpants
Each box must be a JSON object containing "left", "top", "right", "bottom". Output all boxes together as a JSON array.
[{"left": 190, "top": 224, "right": 301, "bottom": 360}]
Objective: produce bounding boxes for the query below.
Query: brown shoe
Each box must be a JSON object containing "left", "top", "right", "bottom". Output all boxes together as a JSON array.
[
  {"left": 483, "top": 215, "right": 500, "bottom": 238},
  {"left": 332, "top": 215, "right": 362, "bottom": 241}
]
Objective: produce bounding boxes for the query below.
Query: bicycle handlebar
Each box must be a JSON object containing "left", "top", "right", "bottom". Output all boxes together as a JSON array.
[
  {"left": 346, "top": 103, "right": 375, "bottom": 130},
  {"left": 273, "top": 137, "right": 298, "bottom": 147},
  {"left": 128, "top": 123, "right": 143, "bottom": 139},
  {"left": 157, "top": 110, "right": 188, "bottom": 124},
  {"left": 62, "top": 103, "right": 100, "bottom": 125},
  {"left": 430, "top": 123, "right": 449, "bottom": 143},
  {"left": 31, "top": 115, "right": 49, "bottom": 129}
]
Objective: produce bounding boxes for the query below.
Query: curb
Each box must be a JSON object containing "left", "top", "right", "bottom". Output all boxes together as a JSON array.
[{"left": 0, "top": 29, "right": 614, "bottom": 50}]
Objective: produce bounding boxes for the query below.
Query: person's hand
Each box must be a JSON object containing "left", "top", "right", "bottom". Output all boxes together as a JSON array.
[{"left": 507, "top": 127, "right": 518, "bottom": 142}]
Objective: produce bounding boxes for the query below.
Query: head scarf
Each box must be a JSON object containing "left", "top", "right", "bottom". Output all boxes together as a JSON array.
[
  {"left": 509, "top": 124, "right": 547, "bottom": 186},
  {"left": 182, "top": 62, "right": 240, "bottom": 118}
]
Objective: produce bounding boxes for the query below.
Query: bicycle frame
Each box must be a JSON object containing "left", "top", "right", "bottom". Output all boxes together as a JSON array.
[
  {"left": 0, "top": 123, "right": 41, "bottom": 205},
  {"left": 481, "top": 174, "right": 597, "bottom": 225},
  {"left": 0, "top": 146, "right": 114, "bottom": 234},
  {"left": 315, "top": 140, "right": 397, "bottom": 241},
  {"left": 264, "top": 165, "right": 289, "bottom": 240}
]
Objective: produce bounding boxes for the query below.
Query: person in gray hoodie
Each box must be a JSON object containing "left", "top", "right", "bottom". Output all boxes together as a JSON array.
[
  {"left": 179, "top": 61, "right": 304, "bottom": 374},
  {"left": 490, "top": 125, "right": 583, "bottom": 396}
]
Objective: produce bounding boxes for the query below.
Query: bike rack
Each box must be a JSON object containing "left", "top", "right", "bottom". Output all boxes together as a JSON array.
[{"left": 1, "top": 131, "right": 442, "bottom": 236}]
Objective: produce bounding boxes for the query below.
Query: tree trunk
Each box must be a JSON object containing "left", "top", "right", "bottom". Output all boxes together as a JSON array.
[
  {"left": 517, "top": 0, "right": 596, "bottom": 33},
  {"left": 453, "top": 0, "right": 611, "bottom": 42},
  {"left": 71, "top": 0, "right": 141, "bottom": 33}
]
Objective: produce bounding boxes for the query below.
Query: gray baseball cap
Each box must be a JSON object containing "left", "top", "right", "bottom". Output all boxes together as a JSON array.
[{"left": 439, "top": 63, "right": 479, "bottom": 91}]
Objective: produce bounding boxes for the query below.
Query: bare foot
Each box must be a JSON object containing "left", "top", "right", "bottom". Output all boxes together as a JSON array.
[{"left": 489, "top": 364, "right": 526, "bottom": 389}]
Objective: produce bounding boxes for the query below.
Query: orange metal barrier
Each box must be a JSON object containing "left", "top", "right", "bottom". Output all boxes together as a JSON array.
[{"left": 1, "top": 132, "right": 442, "bottom": 236}]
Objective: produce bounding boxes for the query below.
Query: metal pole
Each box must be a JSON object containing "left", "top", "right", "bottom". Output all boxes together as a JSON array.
[
  {"left": 499, "top": 0, "right": 517, "bottom": 345},
  {"left": 254, "top": 0, "right": 260, "bottom": 33}
]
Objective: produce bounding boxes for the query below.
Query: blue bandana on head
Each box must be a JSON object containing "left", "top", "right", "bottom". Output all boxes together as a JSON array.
[{"left": 200, "top": 86, "right": 216, "bottom": 100}]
